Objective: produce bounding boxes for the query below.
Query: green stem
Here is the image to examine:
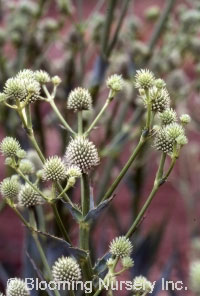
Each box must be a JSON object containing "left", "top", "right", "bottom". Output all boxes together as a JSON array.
[
  {"left": 81, "top": 173, "right": 90, "bottom": 216},
  {"left": 78, "top": 111, "right": 83, "bottom": 135},
  {"left": 162, "top": 157, "right": 176, "bottom": 181},
  {"left": 145, "top": 89, "right": 152, "bottom": 132}
]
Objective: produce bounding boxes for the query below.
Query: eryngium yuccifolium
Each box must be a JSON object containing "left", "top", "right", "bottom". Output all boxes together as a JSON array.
[
  {"left": 6, "top": 278, "right": 30, "bottom": 296},
  {"left": 154, "top": 128, "right": 174, "bottom": 154},
  {"left": 165, "top": 123, "right": 184, "bottom": 141},
  {"left": 135, "top": 69, "right": 155, "bottom": 89},
  {"left": 18, "top": 184, "right": 42, "bottom": 207},
  {"left": 51, "top": 76, "right": 62, "bottom": 85},
  {"left": 0, "top": 137, "right": 21, "bottom": 157},
  {"left": 180, "top": 114, "right": 191, "bottom": 125},
  {"left": 154, "top": 78, "right": 166, "bottom": 89},
  {"left": 176, "top": 134, "right": 188, "bottom": 146},
  {"left": 16, "top": 69, "right": 35, "bottom": 80},
  {"left": 189, "top": 261, "right": 200, "bottom": 293},
  {"left": 106, "top": 74, "right": 124, "bottom": 92},
  {"left": 19, "top": 159, "right": 35, "bottom": 175},
  {"left": 109, "top": 236, "right": 133, "bottom": 258},
  {"left": 65, "top": 137, "right": 99, "bottom": 173},
  {"left": 159, "top": 108, "right": 177, "bottom": 125},
  {"left": 52, "top": 256, "right": 81, "bottom": 283},
  {"left": 149, "top": 87, "right": 170, "bottom": 112},
  {"left": 0, "top": 177, "right": 20, "bottom": 199},
  {"left": 66, "top": 165, "right": 82, "bottom": 178},
  {"left": 67, "top": 87, "right": 92, "bottom": 112},
  {"left": 4, "top": 78, "right": 27, "bottom": 101},
  {"left": 122, "top": 256, "right": 134, "bottom": 269},
  {"left": 132, "top": 276, "right": 153, "bottom": 293},
  {"left": 43, "top": 156, "right": 67, "bottom": 181},
  {"left": 34, "top": 70, "right": 50, "bottom": 84}
]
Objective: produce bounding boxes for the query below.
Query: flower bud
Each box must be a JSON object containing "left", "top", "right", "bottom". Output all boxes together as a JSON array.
[
  {"left": 0, "top": 176, "right": 20, "bottom": 199},
  {"left": 18, "top": 184, "right": 42, "bottom": 207},
  {"left": 154, "top": 78, "right": 166, "bottom": 89},
  {"left": 66, "top": 165, "right": 82, "bottom": 178},
  {"left": 16, "top": 149, "right": 27, "bottom": 159},
  {"left": 132, "top": 276, "right": 153, "bottom": 294},
  {"left": 106, "top": 74, "right": 124, "bottom": 92},
  {"left": 135, "top": 69, "right": 155, "bottom": 89},
  {"left": 51, "top": 76, "right": 62, "bottom": 86},
  {"left": 6, "top": 278, "right": 30, "bottom": 296},
  {"left": 52, "top": 256, "right": 81, "bottom": 283},
  {"left": 176, "top": 135, "right": 188, "bottom": 146},
  {"left": 34, "top": 70, "right": 50, "bottom": 84},
  {"left": 122, "top": 256, "right": 134, "bottom": 269},
  {"left": 0, "top": 137, "right": 21, "bottom": 157},
  {"left": 43, "top": 156, "right": 67, "bottom": 181},
  {"left": 180, "top": 114, "right": 191, "bottom": 125},
  {"left": 19, "top": 159, "right": 35, "bottom": 175},
  {"left": 67, "top": 87, "right": 92, "bottom": 112},
  {"left": 109, "top": 236, "right": 133, "bottom": 258}
]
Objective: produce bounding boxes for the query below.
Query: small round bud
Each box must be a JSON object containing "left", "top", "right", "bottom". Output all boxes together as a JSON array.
[
  {"left": 122, "top": 256, "right": 134, "bottom": 269},
  {"left": 106, "top": 74, "right": 124, "bottom": 92},
  {"left": 149, "top": 87, "right": 170, "bottom": 112},
  {"left": 176, "top": 135, "right": 188, "bottom": 146},
  {"left": 0, "top": 177, "right": 20, "bottom": 199},
  {"left": 43, "top": 156, "right": 67, "bottom": 181},
  {"left": 52, "top": 256, "right": 81, "bottom": 283},
  {"left": 190, "top": 261, "right": 200, "bottom": 293},
  {"left": 16, "top": 149, "right": 27, "bottom": 159},
  {"left": 66, "top": 165, "right": 82, "bottom": 178},
  {"left": 67, "top": 87, "right": 92, "bottom": 112},
  {"left": 154, "top": 78, "right": 166, "bottom": 89},
  {"left": 0, "top": 137, "right": 21, "bottom": 157},
  {"left": 51, "top": 76, "right": 62, "bottom": 86},
  {"left": 109, "top": 236, "right": 133, "bottom": 258},
  {"left": 19, "top": 159, "right": 35, "bottom": 175},
  {"left": 159, "top": 109, "right": 177, "bottom": 125},
  {"left": 18, "top": 184, "right": 42, "bottom": 207},
  {"left": 180, "top": 114, "right": 191, "bottom": 125},
  {"left": 6, "top": 278, "right": 30, "bottom": 296},
  {"left": 65, "top": 137, "right": 99, "bottom": 173},
  {"left": 135, "top": 69, "right": 155, "bottom": 89},
  {"left": 34, "top": 70, "right": 50, "bottom": 84},
  {"left": 132, "top": 276, "right": 153, "bottom": 294},
  {"left": 165, "top": 123, "right": 184, "bottom": 141}
]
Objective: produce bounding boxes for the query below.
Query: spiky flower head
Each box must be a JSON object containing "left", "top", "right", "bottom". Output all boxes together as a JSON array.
[
  {"left": 51, "top": 76, "right": 62, "bottom": 86},
  {"left": 109, "top": 236, "right": 133, "bottom": 258},
  {"left": 148, "top": 87, "right": 170, "bottom": 112},
  {"left": 42, "top": 156, "right": 67, "bottom": 181},
  {"left": 176, "top": 134, "right": 188, "bottom": 146},
  {"left": 16, "top": 69, "right": 35, "bottom": 80},
  {"left": 6, "top": 278, "right": 30, "bottom": 296},
  {"left": 18, "top": 184, "right": 42, "bottom": 207},
  {"left": 65, "top": 137, "right": 99, "bottom": 173},
  {"left": 165, "top": 123, "right": 184, "bottom": 141},
  {"left": 0, "top": 176, "right": 20, "bottom": 199},
  {"left": 122, "top": 256, "right": 134, "bottom": 269},
  {"left": 106, "top": 74, "right": 124, "bottom": 92},
  {"left": 66, "top": 165, "right": 82, "bottom": 178},
  {"left": 4, "top": 78, "right": 27, "bottom": 101},
  {"left": 180, "top": 114, "right": 191, "bottom": 125},
  {"left": 132, "top": 276, "right": 153, "bottom": 294},
  {"left": 34, "top": 70, "right": 50, "bottom": 84},
  {"left": 67, "top": 87, "right": 92, "bottom": 112},
  {"left": 159, "top": 109, "right": 177, "bottom": 125},
  {"left": 52, "top": 256, "right": 81, "bottom": 283},
  {"left": 135, "top": 69, "right": 155, "bottom": 89},
  {"left": 154, "top": 128, "right": 174, "bottom": 154},
  {"left": 19, "top": 159, "right": 35, "bottom": 175},
  {"left": 0, "top": 137, "right": 21, "bottom": 157},
  {"left": 154, "top": 78, "right": 166, "bottom": 89},
  {"left": 190, "top": 261, "right": 200, "bottom": 293}
]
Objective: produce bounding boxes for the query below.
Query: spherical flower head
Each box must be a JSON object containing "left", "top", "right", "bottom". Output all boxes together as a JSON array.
[
  {"left": 34, "top": 70, "right": 50, "bottom": 84},
  {"left": 51, "top": 75, "right": 62, "bottom": 86},
  {"left": 67, "top": 87, "right": 92, "bottom": 112},
  {"left": 154, "top": 78, "right": 166, "bottom": 89},
  {"left": 106, "top": 74, "right": 124, "bottom": 92},
  {"left": 122, "top": 256, "right": 134, "bottom": 269},
  {"left": 66, "top": 165, "right": 82, "bottom": 178},
  {"left": 52, "top": 256, "right": 81, "bottom": 283},
  {"left": 4, "top": 77, "right": 27, "bottom": 101},
  {"left": 159, "top": 108, "right": 177, "bottom": 125},
  {"left": 154, "top": 128, "right": 174, "bottom": 154},
  {"left": 180, "top": 114, "right": 191, "bottom": 125},
  {"left": 6, "top": 278, "right": 30, "bottom": 296},
  {"left": 149, "top": 87, "right": 170, "bottom": 112},
  {"left": 18, "top": 184, "right": 42, "bottom": 207},
  {"left": 0, "top": 137, "right": 21, "bottom": 157},
  {"left": 109, "top": 236, "right": 133, "bottom": 258},
  {"left": 132, "top": 276, "right": 153, "bottom": 294},
  {"left": 165, "top": 123, "right": 184, "bottom": 141},
  {"left": 190, "top": 261, "right": 200, "bottom": 293},
  {"left": 43, "top": 156, "right": 67, "bottom": 182},
  {"left": 0, "top": 176, "right": 20, "bottom": 199},
  {"left": 65, "top": 137, "right": 99, "bottom": 173},
  {"left": 135, "top": 69, "right": 155, "bottom": 89},
  {"left": 19, "top": 159, "right": 35, "bottom": 175}
]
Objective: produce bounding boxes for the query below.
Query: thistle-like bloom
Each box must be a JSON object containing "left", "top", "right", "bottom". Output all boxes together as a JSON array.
[
  {"left": 135, "top": 69, "right": 155, "bottom": 89},
  {"left": 51, "top": 75, "right": 62, "bottom": 85},
  {"left": 0, "top": 176, "right": 20, "bottom": 199},
  {"left": 16, "top": 69, "right": 35, "bottom": 80},
  {"left": 18, "top": 184, "right": 42, "bottom": 207},
  {"left": 132, "top": 276, "right": 153, "bottom": 294},
  {"left": 154, "top": 128, "right": 174, "bottom": 154},
  {"left": 159, "top": 108, "right": 177, "bottom": 125},
  {"left": 176, "top": 134, "right": 188, "bottom": 146},
  {"left": 4, "top": 78, "right": 27, "bottom": 101},
  {"left": 65, "top": 137, "right": 99, "bottom": 173},
  {"left": 165, "top": 123, "right": 184, "bottom": 140},
  {"left": 106, "top": 74, "right": 124, "bottom": 92},
  {"left": 189, "top": 261, "right": 200, "bottom": 293},
  {"left": 6, "top": 278, "right": 30, "bottom": 296},
  {"left": 34, "top": 70, "right": 50, "bottom": 84},
  {"left": 66, "top": 165, "right": 82, "bottom": 178},
  {"left": 0, "top": 137, "right": 21, "bottom": 157},
  {"left": 180, "top": 114, "right": 191, "bottom": 125},
  {"left": 149, "top": 87, "right": 170, "bottom": 112},
  {"left": 42, "top": 156, "right": 67, "bottom": 181},
  {"left": 109, "top": 236, "right": 133, "bottom": 258},
  {"left": 19, "top": 159, "right": 35, "bottom": 175},
  {"left": 67, "top": 87, "right": 92, "bottom": 112},
  {"left": 122, "top": 256, "right": 134, "bottom": 269},
  {"left": 52, "top": 256, "right": 81, "bottom": 283}
]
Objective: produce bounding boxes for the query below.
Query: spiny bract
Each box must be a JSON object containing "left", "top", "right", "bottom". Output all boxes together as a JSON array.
[
  {"left": 52, "top": 256, "right": 81, "bottom": 283},
  {"left": 6, "top": 278, "right": 30, "bottom": 296},
  {"left": 109, "top": 236, "right": 133, "bottom": 258}
]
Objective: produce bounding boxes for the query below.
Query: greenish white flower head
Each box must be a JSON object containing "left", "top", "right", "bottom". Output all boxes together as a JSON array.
[
  {"left": 109, "top": 236, "right": 133, "bottom": 258},
  {"left": 52, "top": 256, "right": 81, "bottom": 283},
  {"left": 148, "top": 86, "right": 170, "bottom": 113},
  {"left": 106, "top": 74, "right": 124, "bottom": 92},
  {"left": 122, "top": 256, "right": 134, "bottom": 269},
  {"left": 154, "top": 78, "right": 166, "bottom": 89},
  {"left": 180, "top": 114, "right": 191, "bottom": 125},
  {"left": 34, "top": 70, "right": 50, "bottom": 84},
  {"left": 132, "top": 276, "right": 153, "bottom": 294},
  {"left": 176, "top": 134, "right": 188, "bottom": 146},
  {"left": 0, "top": 176, "right": 20, "bottom": 199},
  {"left": 51, "top": 75, "right": 62, "bottom": 86},
  {"left": 165, "top": 123, "right": 184, "bottom": 140},
  {"left": 19, "top": 159, "right": 35, "bottom": 175},
  {"left": 43, "top": 156, "right": 67, "bottom": 181},
  {"left": 6, "top": 278, "right": 30, "bottom": 296},
  {"left": 66, "top": 165, "right": 82, "bottom": 178},
  {"left": 67, "top": 87, "right": 92, "bottom": 112},
  {"left": 159, "top": 109, "right": 177, "bottom": 125},
  {"left": 0, "top": 137, "right": 21, "bottom": 157},
  {"left": 135, "top": 69, "right": 155, "bottom": 89},
  {"left": 4, "top": 78, "right": 27, "bottom": 101},
  {"left": 65, "top": 137, "right": 99, "bottom": 173},
  {"left": 18, "top": 184, "right": 42, "bottom": 207},
  {"left": 189, "top": 260, "right": 200, "bottom": 293},
  {"left": 154, "top": 128, "right": 174, "bottom": 154}
]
